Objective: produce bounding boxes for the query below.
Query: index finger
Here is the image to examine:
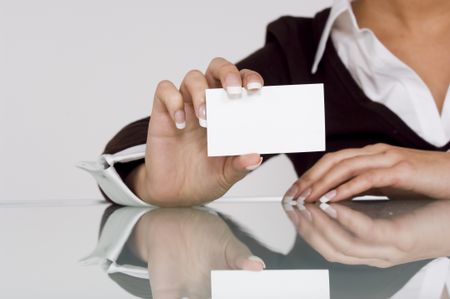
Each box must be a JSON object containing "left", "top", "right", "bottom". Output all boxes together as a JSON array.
[{"left": 205, "top": 57, "right": 243, "bottom": 95}]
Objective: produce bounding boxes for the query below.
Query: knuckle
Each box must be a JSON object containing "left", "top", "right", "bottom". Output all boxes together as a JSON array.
[
  {"left": 241, "top": 68, "right": 262, "bottom": 77},
  {"left": 321, "top": 151, "right": 343, "bottom": 164},
  {"left": 372, "top": 143, "right": 389, "bottom": 151},
  {"left": 322, "top": 152, "right": 334, "bottom": 161},
  {"left": 322, "top": 252, "right": 337, "bottom": 263},
  {"left": 300, "top": 174, "right": 314, "bottom": 185},
  {"left": 339, "top": 158, "right": 358, "bottom": 176},
  {"left": 221, "top": 64, "right": 239, "bottom": 75},
  {"left": 311, "top": 177, "right": 328, "bottom": 191},
  {"left": 208, "top": 56, "right": 226, "bottom": 68},
  {"left": 384, "top": 148, "right": 401, "bottom": 160},
  {"left": 294, "top": 180, "right": 307, "bottom": 191},
  {"left": 156, "top": 79, "right": 173, "bottom": 91},
  {"left": 217, "top": 173, "right": 232, "bottom": 193},
  {"left": 373, "top": 260, "right": 392, "bottom": 268},
  {"left": 185, "top": 69, "right": 204, "bottom": 79},
  {"left": 363, "top": 144, "right": 376, "bottom": 151},
  {"left": 211, "top": 56, "right": 226, "bottom": 64}
]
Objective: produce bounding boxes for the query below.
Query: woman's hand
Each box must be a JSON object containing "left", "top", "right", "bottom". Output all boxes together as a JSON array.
[
  {"left": 283, "top": 199, "right": 450, "bottom": 268},
  {"left": 129, "top": 58, "right": 265, "bottom": 206},
  {"left": 132, "top": 208, "right": 265, "bottom": 298},
  {"left": 284, "top": 143, "right": 450, "bottom": 203}
]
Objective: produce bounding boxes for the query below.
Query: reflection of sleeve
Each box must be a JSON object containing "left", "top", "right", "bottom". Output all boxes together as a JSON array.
[
  {"left": 80, "top": 206, "right": 152, "bottom": 276},
  {"left": 79, "top": 23, "right": 296, "bottom": 205},
  {"left": 390, "top": 257, "right": 450, "bottom": 299},
  {"left": 85, "top": 205, "right": 221, "bottom": 298}
]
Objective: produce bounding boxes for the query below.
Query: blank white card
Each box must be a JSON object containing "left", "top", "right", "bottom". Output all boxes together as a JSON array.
[
  {"left": 206, "top": 84, "right": 325, "bottom": 156},
  {"left": 211, "top": 270, "right": 330, "bottom": 299}
]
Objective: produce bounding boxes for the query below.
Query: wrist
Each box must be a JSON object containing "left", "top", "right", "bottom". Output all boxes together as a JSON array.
[{"left": 125, "top": 163, "right": 150, "bottom": 202}]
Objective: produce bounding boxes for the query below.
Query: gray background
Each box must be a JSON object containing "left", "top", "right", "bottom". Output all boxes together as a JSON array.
[{"left": 0, "top": 0, "right": 331, "bottom": 201}]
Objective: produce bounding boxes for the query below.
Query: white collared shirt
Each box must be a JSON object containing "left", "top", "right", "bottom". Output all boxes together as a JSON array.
[{"left": 313, "top": 0, "right": 450, "bottom": 147}]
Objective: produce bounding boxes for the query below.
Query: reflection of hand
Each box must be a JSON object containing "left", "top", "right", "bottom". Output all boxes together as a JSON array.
[
  {"left": 285, "top": 144, "right": 450, "bottom": 203},
  {"left": 131, "top": 208, "right": 265, "bottom": 299},
  {"left": 128, "top": 57, "right": 264, "bottom": 207},
  {"left": 283, "top": 200, "right": 450, "bottom": 268}
]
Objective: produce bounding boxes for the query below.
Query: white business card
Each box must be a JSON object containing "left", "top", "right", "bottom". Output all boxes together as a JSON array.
[
  {"left": 206, "top": 84, "right": 325, "bottom": 156},
  {"left": 211, "top": 269, "right": 330, "bottom": 299}
]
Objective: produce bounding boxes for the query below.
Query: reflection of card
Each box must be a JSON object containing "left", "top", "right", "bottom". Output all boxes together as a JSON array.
[
  {"left": 206, "top": 84, "right": 325, "bottom": 157},
  {"left": 211, "top": 269, "right": 330, "bottom": 299}
]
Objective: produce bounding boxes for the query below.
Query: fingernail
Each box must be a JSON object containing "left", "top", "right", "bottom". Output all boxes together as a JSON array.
[
  {"left": 247, "top": 82, "right": 262, "bottom": 90},
  {"left": 174, "top": 110, "right": 186, "bottom": 130},
  {"left": 198, "top": 104, "right": 207, "bottom": 128},
  {"left": 282, "top": 185, "right": 298, "bottom": 204},
  {"left": 225, "top": 74, "right": 242, "bottom": 95},
  {"left": 297, "top": 204, "right": 312, "bottom": 221},
  {"left": 248, "top": 255, "right": 266, "bottom": 269},
  {"left": 320, "top": 203, "right": 337, "bottom": 219},
  {"left": 246, "top": 157, "right": 263, "bottom": 171},
  {"left": 283, "top": 203, "right": 295, "bottom": 211},
  {"left": 298, "top": 188, "right": 312, "bottom": 201},
  {"left": 319, "top": 189, "right": 337, "bottom": 203},
  {"left": 227, "top": 86, "right": 242, "bottom": 95}
]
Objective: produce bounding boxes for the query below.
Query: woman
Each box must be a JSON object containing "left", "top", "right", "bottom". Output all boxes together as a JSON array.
[{"left": 96, "top": 0, "right": 450, "bottom": 207}]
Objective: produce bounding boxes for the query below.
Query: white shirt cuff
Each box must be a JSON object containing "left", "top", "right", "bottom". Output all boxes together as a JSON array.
[{"left": 77, "top": 144, "right": 151, "bottom": 207}]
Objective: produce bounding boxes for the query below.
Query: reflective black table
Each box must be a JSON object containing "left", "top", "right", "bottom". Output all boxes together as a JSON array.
[{"left": 1, "top": 197, "right": 449, "bottom": 298}]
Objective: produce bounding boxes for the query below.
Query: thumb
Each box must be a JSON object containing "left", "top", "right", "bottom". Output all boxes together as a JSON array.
[
  {"left": 222, "top": 154, "right": 262, "bottom": 187},
  {"left": 225, "top": 236, "right": 266, "bottom": 271}
]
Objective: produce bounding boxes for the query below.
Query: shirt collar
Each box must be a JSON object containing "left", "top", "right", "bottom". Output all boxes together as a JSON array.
[{"left": 311, "top": 0, "right": 358, "bottom": 74}]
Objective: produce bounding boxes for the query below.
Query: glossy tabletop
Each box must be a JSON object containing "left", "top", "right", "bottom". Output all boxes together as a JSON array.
[{"left": 1, "top": 197, "right": 449, "bottom": 298}]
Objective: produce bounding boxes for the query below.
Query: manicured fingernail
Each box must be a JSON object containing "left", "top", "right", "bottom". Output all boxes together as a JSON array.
[
  {"left": 282, "top": 185, "right": 298, "bottom": 204},
  {"left": 248, "top": 256, "right": 266, "bottom": 269},
  {"left": 199, "top": 118, "right": 207, "bottom": 128},
  {"left": 246, "top": 157, "right": 263, "bottom": 171},
  {"left": 247, "top": 82, "right": 262, "bottom": 90},
  {"left": 319, "top": 189, "right": 337, "bottom": 203},
  {"left": 225, "top": 74, "right": 242, "bottom": 95},
  {"left": 320, "top": 203, "right": 337, "bottom": 219},
  {"left": 174, "top": 110, "right": 186, "bottom": 130},
  {"left": 283, "top": 203, "right": 295, "bottom": 211},
  {"left": 298, "top": 188, "right": 312, "bottom": 201},
  {"left": 198, "top": 104, "right": 207, "bottom": 128},
  {"left": 297, "top": 204, "right": 312, "bottom": 221},
  {"left": 227, "top": 86, "right": 242, "bottom": 95}
]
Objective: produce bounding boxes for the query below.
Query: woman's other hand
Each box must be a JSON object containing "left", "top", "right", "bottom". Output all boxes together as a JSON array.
[{"left": 285, "top": 144, "right": 450, "bottom": 203}]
